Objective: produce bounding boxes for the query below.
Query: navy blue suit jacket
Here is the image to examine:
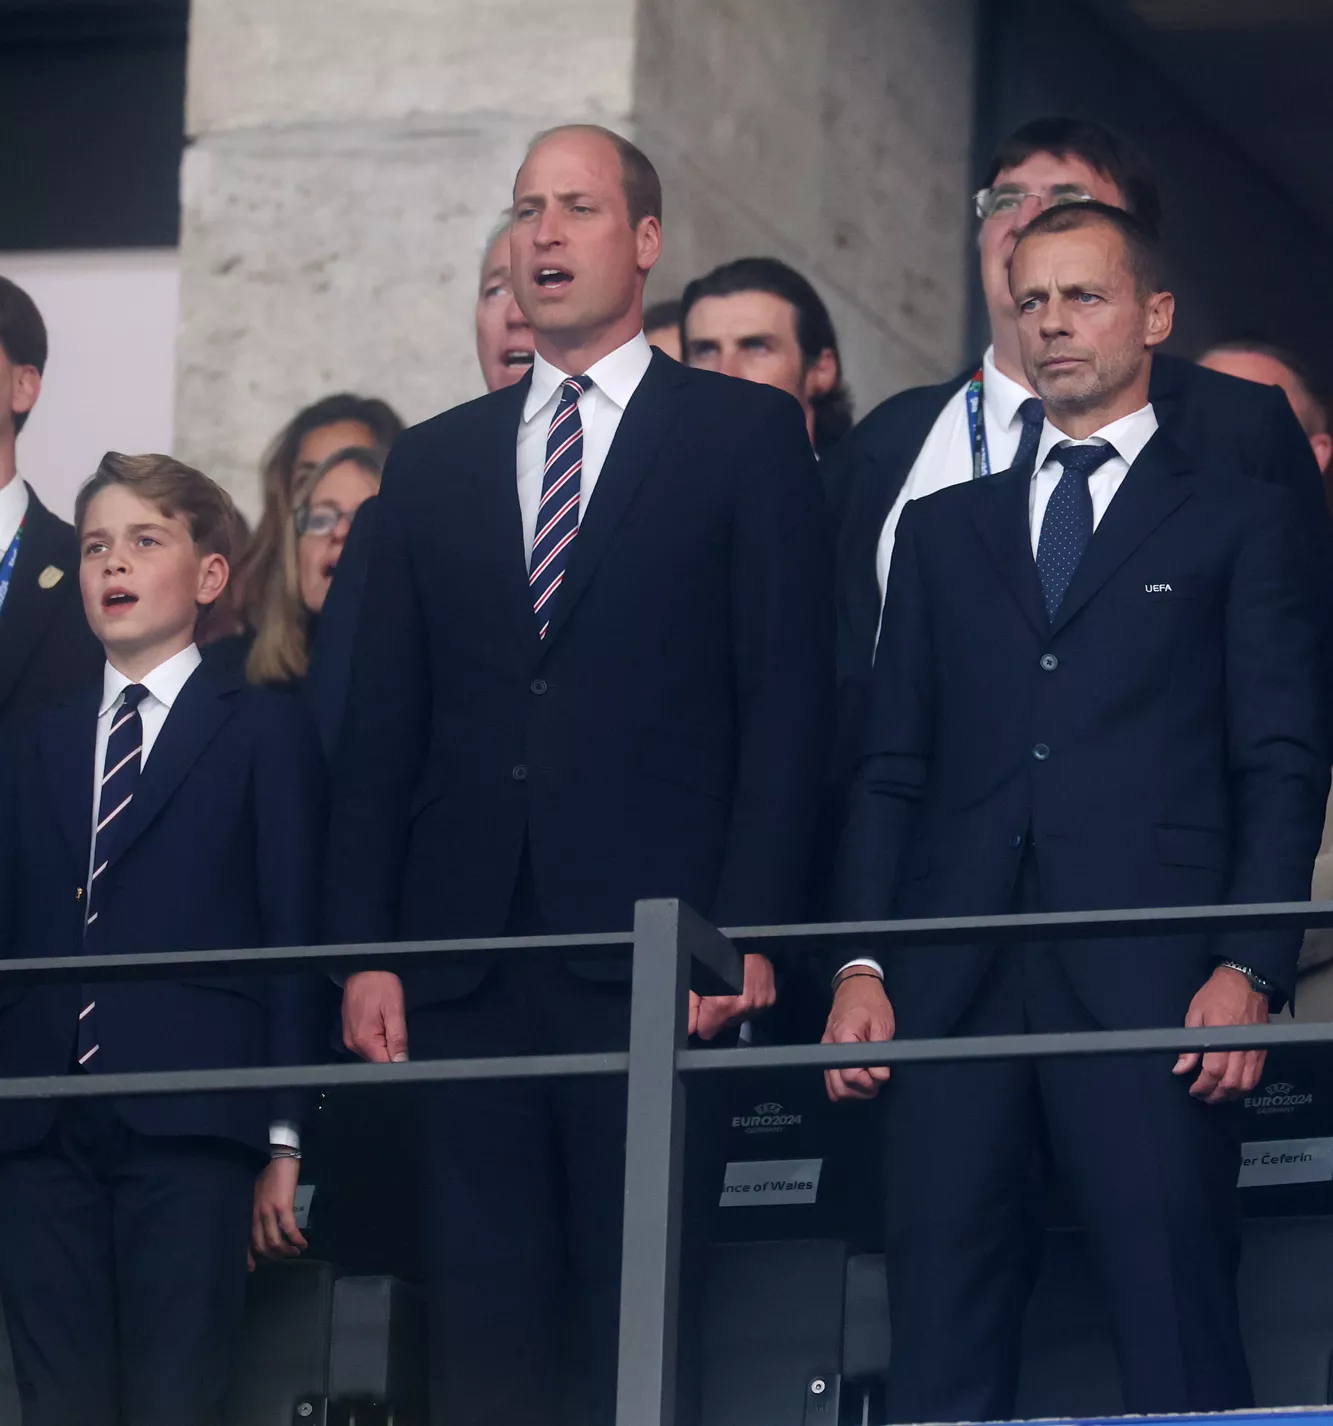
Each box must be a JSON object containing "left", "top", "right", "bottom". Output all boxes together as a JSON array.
[
  {"left": 0, "top": 488, "right": 102, "bottom": 726},
  {"left": 0, "top": 661, "right": 327, "bottom": 1156},
  {"left": 833, "top": 430, "right": 1329, "bottom": 1035},
  {"left": 324, "top": 351, "right": 835, "bottom": 1007},
  {"left": 824, "top": 353, "right": 1333, "bottom": 782}
]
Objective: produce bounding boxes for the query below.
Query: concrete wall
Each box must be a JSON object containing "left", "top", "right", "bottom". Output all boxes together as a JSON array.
[
  {"left": 177, "top": 0, "right": 977, "bottom": 515},
  {"left": 636, "top": 0, "right": 978, "bottom": 421},
  {"left": 177, "top": 0, "right": 635, "bottom": 517}
]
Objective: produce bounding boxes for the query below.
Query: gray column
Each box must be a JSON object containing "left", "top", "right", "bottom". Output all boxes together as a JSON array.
[
  {"left": 176, "top": 0, "right": 975, "bottom": 514},
  {"left": 636, "top": 0, "right": 978, "bottom": 413},
  {"left": 177, "top": 0, "right": 636, "bottom": 514}
]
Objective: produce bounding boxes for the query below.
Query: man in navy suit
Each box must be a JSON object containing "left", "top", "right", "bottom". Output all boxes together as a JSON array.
[
  {"left": 823, "top": 117, "right": 1331, "bottom": 784},
  {"left": 0, "top": 453, "right": 325, "bottom": 1426},
  {"left": 823, "top": 202, "right": 1329, "bottom": 1422},
  {"left": 326, "top": 124, "right": 833, "bottom": 1425}
]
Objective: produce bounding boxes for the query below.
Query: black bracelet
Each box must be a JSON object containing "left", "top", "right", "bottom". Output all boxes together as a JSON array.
[{"left": 832, "top": 970, "right": 884, "bottom": 991}]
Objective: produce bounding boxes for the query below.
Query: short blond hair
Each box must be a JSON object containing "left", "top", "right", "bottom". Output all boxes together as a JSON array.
[{"left": 75, "top": 452, "right": 239, "bottom": 560}]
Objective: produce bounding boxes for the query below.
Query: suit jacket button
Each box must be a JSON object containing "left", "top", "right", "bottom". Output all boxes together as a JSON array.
[
  {"left": 512, "top": 764, "right": 528, "bottom": 782},
  {"left": 1032, "top": 743, "right": 1051, "bottom": 761},
  {"left": 75, "top": 886, "right": 84, "bottom": 901},
  {"left": 530, "top": 679, "right": 548, "bottom": 695},
  {"left": 1039, "top": 654, "right": 1059, "bottom": 671}
]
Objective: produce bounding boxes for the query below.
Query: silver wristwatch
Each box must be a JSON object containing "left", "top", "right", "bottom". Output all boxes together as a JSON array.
[{"left": 1218, "top": 960, "right": 1276, "bottom": 999}]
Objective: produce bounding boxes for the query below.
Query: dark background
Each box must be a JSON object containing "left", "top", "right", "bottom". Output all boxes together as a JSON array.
[
  {"left": 970, "top": 0, "right": 1333, "bottom": 388},
  {"left": 3, "top": 0, "right": 1331, "bottom": 388},
  {"left": 0, "top": 0, "right": 186, "bottom": 250}
]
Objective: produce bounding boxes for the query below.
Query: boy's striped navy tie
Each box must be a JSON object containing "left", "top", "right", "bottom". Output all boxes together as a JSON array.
[{"left": 77, "top": 683, "right": 150, "bottom": 1067}]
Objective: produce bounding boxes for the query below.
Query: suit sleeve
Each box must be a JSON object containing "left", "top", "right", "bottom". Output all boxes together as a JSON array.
[
  {"left": 707, "top": 393, "right": 835, "bottom": 931},
  {"left": 1222, "top": 484, "right": 1331, "bottom": 1005},
  {"left": 322, "top": 438, "right": 432, "bottom": 948},
  {"left": 829, "top": 498, "right": 934, "bottom": 978},
  {"left": 253, "top": 693, "right": 329, "bottom": 1127}
]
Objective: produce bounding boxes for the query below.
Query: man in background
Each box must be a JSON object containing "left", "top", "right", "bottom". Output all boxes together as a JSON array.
[
  {"left": 475, "top": 218, "right": 536, "bottom": 392},
  {"left": 0, "top": 276, "right": 100, "bottom": 723},
  {"left": 824, "top": 117, "right": 1331, "bottom": 790},
  {"left": 1200, "top": 340, "right": 1331, "bottom": 475},
  {"left": 681, "top": 255, "right": 852, "bottom": 456},
  {"left": 643, "top": 297, "right": 683, "bottom": 360}
]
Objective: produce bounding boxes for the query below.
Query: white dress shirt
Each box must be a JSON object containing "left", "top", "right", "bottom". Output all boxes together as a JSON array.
[
  {"left": 517, "top": 331, "right": 654, "bottom": 563},
  {"left": 1027, "top": 403, "right": 1158, "bottom": 554},
  {"left": 0, "top": 475, "right": 30, "bottom": 563},
  {"left": 875, "top": 347, "right": 1034, "bottom": 604},
  {"left": 90, "top": 644, "right": 297, "bottom": 1149},
  {"left": 841, "top": 401, "right": 1161, "bottom": 982}
]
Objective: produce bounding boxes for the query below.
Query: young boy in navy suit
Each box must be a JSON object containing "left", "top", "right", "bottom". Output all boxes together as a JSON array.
[{"left": 0, "top": 453, "right": 325, "bottom": 1426}]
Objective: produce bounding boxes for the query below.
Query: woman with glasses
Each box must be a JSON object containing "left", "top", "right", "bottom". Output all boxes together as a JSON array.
[{"left": 241, "top": 445, "right": 385, "bottom": 688}]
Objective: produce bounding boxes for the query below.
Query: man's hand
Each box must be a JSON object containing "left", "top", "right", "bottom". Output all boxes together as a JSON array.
[
  {"left": 342, "top": 970, "right": 409, "bottom": 1063},
  {"left": 1173, "top": 964, "right": 1269, "bottom": 1104},
  {"left": 823, "top": 974, "right": 895, "bottom": 1102},
  {"left": 250, "top": 1156, "right": 307, "bottom": 1268},
  {"left": 692, "top": 953, "right": 778, "bottom": 1041}
]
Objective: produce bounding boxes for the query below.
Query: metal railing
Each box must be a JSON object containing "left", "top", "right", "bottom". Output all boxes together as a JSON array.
[{"left": 5, "top": 897, "right": 1333, "bottom": 1424}]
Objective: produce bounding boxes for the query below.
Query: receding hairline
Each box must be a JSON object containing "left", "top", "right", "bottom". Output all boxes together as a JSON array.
[
  {"left": 1010, "top": 207, "right": 1162, "bottom": 298},
  {"left": 515, "top": 123, "right": 662, "bottom": 224}
]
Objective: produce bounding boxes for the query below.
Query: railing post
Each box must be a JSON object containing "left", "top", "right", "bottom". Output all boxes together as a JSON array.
[{"left": 616, "top": 897, "right": 692, "bottom": 1426}]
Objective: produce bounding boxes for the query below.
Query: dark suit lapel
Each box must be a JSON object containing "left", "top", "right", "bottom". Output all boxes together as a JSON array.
[
  {"left": 106, "top": 662, "right": 238, "bottom": 866},
  {"left": 970, "top": 465, "right": 1048, "bottom": 638},
  {"left": 474, "top": 376, "right": 544, "bottom": 657},
  {"left": 37, "top": 684, "right": 102, "bottom": 869},
  {"left": 1049, "top": 431, "right": 1193, "bottom": 638},
  {"left": 0, "top": 490, "right": 77, "bottom": 709},
  {"left": 539, "top": 350, "right": 687, "bottom": 649}
]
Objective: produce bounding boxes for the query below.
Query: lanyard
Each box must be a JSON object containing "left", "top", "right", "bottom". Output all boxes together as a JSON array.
[
  {"left": 0, "top": 519, "right": 23, "bottom": 618},
  {"left": 964, "top": 367, "right": 989, "bottom": 480}
]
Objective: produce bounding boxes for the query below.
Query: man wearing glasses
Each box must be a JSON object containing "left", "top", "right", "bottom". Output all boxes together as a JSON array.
[{"left": 824, "top": 117, "right": 1330, "bottom": 788}]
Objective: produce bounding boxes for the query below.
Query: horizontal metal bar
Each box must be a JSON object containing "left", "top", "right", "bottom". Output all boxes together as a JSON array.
[
  {"left": 679, "top": 1020, "right": 1333, "bottom": 1073},
  {"left": 0, "top": 1052, "right": 629, "bottom": 1104},
  {"left": 723, "top": 899, "right": 1333, "bottom": 950},
  {"left": 4, "top": 901, "right": 1332, "bottom": 988},
  {"left": 0, "top": 931, "right": 634, "bottom": 985}
]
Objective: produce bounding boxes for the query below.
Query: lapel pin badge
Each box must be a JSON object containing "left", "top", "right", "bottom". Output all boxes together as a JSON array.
[{"left": 38, "top": 565, "right": 64, "bottom": 590}]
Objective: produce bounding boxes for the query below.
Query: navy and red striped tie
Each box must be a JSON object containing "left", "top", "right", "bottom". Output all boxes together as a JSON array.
[
  {"left": 77, "top": 682, "right": 150, "bottom": 1068},
  {"left": 530, "top": 374, "right": 590, "bottom": 639}
]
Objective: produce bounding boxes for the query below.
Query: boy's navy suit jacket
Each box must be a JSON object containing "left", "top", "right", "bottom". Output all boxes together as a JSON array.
[{"left": 0, "top": 660, "right": 327, "bottom": 1156}]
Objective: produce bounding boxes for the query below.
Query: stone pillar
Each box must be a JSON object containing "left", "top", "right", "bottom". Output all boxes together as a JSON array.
[
  {"left": 176, "top": 0, "right": 976, "bottom": 515},
  {"left": 176, "top": 0, "right": 636, "bottom": 515},
  {"left": 635, "top": 0, "right": 978, "bottom": 418}
]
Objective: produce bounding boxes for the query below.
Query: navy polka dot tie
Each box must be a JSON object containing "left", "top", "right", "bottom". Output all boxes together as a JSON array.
[{"left": 1035, "top": 442, "right": 1117, "bottom": 620}]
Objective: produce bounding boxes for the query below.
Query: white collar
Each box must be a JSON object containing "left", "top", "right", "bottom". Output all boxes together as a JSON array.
[
  {"left": 0, "top": 475, "right": 30, "bottom": 549},
  {"left": 981, "top": 345, "right": 1036, "bottom": 432},
  {"left": 524, "top": 331, "right": 653, "bottom": 423},
  {"left": 99, "top": 643, "right": 202, "bottom": 717},
  {"left": 1033, "top": 403, "right": 1159, "bottom": 476}
]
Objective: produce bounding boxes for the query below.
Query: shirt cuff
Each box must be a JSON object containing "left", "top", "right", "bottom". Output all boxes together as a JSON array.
[
  {"left": 269, "top": 1121, "right": 300, "bottom": 1151},
  {"left": 835, "top": 958, "right": 884, "bottom": 981}
]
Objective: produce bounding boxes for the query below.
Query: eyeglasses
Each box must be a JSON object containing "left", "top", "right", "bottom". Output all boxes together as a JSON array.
[
  {"left": 294, "top": 502, "right": 355, "bottom": 538},
  {"left": 973, "top": 186, "right": 1095, "bottom": 221}
]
